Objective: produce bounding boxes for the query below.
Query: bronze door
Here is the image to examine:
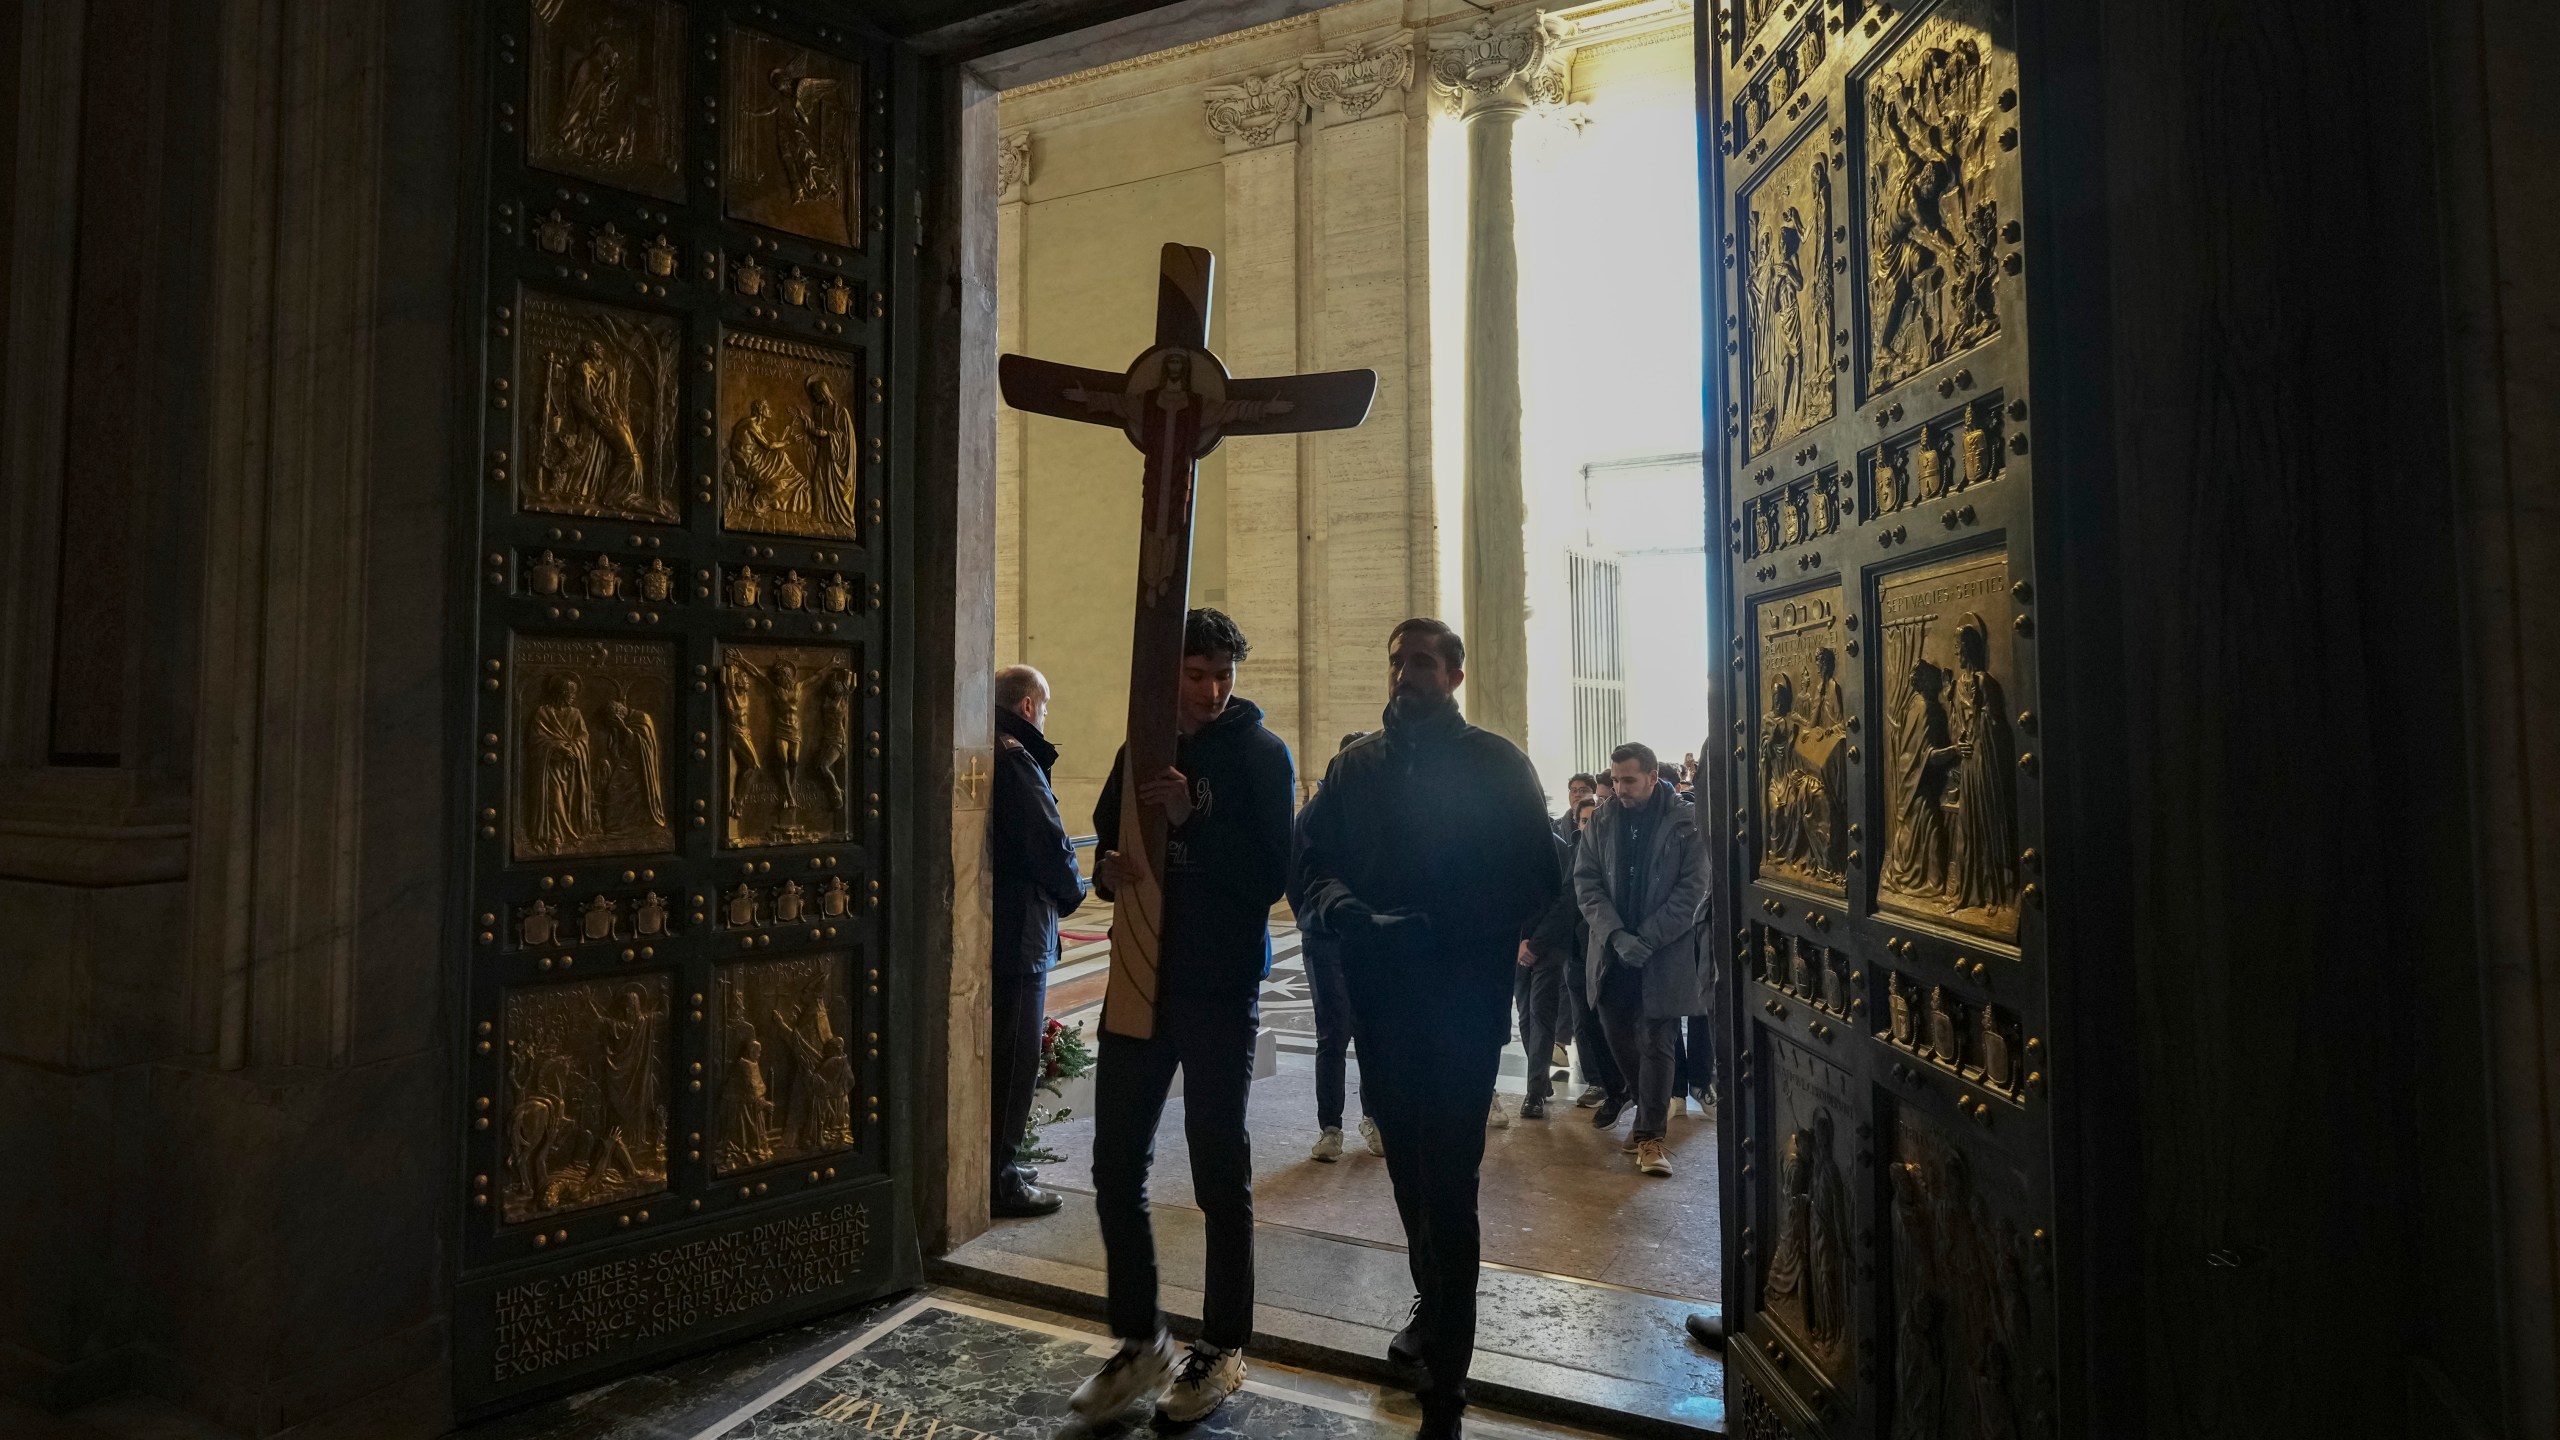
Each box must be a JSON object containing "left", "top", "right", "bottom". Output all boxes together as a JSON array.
[
  {"left": 1709, "top": 2, "right": 2055, "bottom": 1435},
  {"left": 451, "top": 0, "right": 920, "bottom": 1414}
]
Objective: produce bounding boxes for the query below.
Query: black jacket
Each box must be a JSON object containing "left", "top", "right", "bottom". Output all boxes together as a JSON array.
[
  {"left": 1293, "top": 697, "right": 1561, "bottom": 981},
  {"left": 1524, "top": 828, "right": 1583, "bottom": 967},
  {"left": 1093, "top": 697, "right": 1296, "bottom": 1000},
  {"left": 990, "top": 706, "right": 1085, "bottom": 975}
]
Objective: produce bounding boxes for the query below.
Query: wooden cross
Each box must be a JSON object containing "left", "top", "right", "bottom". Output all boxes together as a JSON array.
[{"left": 1001, "top": 243, "right": 1376, "bottom": 1038}]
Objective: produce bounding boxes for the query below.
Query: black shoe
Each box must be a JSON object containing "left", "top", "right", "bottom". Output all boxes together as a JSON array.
[
  {"left": 991, "top": 1182, "right": 1063, "bottom": 1218},
  {"left": 1591, "top": 1093, "right": 1628, "bottom": 1128},
  {"left": 1685, "top": 1310, "right": 1726, "bottom": 1349},
  {"left": 1387, "top": 1297, "right": 1426, "bottom": 1370},
  {"left": 1518, "top": 1096, "right": 1548, "bottom": 1120}
]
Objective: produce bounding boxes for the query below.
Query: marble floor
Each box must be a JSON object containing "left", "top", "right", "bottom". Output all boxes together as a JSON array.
[
  {"left": 1037, "top": 916, "right": 1724, "bottom": 1303},
  {"left": 446, "top": 1289, "right": 1608, "bottom": 1440}
]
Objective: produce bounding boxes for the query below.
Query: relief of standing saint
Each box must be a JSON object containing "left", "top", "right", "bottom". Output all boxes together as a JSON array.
[
  {"left": 597, "top": 691, "right": 666, "bottom": 831},
  {"left": 527, "top": 675, "right": 597, "bottom": 853},
  {"left": 572, "top": 339, "right": 650, "bottom": 510},
  {"left": 1883, "top": 623, "right": 1960, "bottom": 898},
  {"left": 557, "top": 27, "right": 636, "bottom": 165},
  {"left": 814, "top": 669, "right": 853, "bottom": 812},
  {"left": 715, "top": 1035, "right": 775, "bottom": 1172},
  {"left": 582, "top": 986, "right": 661, "bottom": 1188},
  {"left": 801, "top": 376, "right": 859, "bottom": 534},
  {"left": 1943, "top": 614, "right": 2019, "bottom": 913}
]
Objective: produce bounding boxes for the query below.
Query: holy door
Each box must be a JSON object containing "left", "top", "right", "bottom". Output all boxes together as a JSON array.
[
  {"left": 1710, "top": 2, "right": 2055, "bottom": 1435},
  {"left": 451, "top": 0, "right": 920, "bottom": 1414}
]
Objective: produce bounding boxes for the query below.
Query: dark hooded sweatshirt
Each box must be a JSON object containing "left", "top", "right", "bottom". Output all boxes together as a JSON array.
[{"left": 1092, "top": 697, "right": 1297, "bottom": 1002}]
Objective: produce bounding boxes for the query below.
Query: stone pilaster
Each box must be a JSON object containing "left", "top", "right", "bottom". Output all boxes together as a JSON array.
[
  {"left": 993, "top": 132, "right": 1031, "bottom": 668},
  {"left": 1428, "top": 11, "right": 1571, "bottom": 749},
  {"left": 1305, "top": 35, "right": 1417, "bottom": 758},
  {"left": 1205, "top": 74, "right": 1305, "bottom": 760}
]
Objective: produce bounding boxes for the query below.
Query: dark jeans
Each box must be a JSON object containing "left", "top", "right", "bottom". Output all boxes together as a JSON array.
[
  {"left": 1564, "top": 956, "right": 1625, "bottom": 1097},
  {"left": 1344, "top": 940, "right": 1513, "bottom": 1423},
  {"left": 1306, "top": 935, "right": 1365, "bottom": 1131},
  {"left": 1675, "top": 1012, "right": 1716, "bottom": 1096},
  {"left": 1091, "top": 988, "right": 1259, "bottom": 1351},
  {"left": 1596, "top": 965, "right": 1678, "bottom": 1139},
  {"left": 1512, "top": 958, "right": 1565, "bottom": 1104},
  {"left": 989, "top": 968, "right": 1048, "bottom": 1196}
]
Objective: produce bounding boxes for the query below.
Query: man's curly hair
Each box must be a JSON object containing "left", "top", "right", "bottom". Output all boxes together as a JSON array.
[{"left": 1184, "top": 607, "right": 1250, "bottom": 663}]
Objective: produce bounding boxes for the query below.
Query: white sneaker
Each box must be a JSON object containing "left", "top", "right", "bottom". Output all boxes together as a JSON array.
[
  {"left": 1487, "top": 1095, "right": 1511, "bottom": 1129},
  {"left": 1311, "top": 1126, "right": 1345, "bottom": 1162},
  {"left": 1636, "top": 1138, "right": 1674, "bottom": 1177},
  {"left": 1359, "top": 1115, "right": 1387, "bottom": 1156},
  {"left": 1158, "top": 1344, "right": 1247, "bottom": 1423},
  {"left": 1069, "top": 1331, "right": 1173, "bottom": 1420}
]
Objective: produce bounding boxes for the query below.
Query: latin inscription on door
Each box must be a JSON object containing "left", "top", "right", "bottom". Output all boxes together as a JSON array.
[
  {"left": 1755, "top": 587, "right": 1847, "bottom": 891},
  {"left": 1875, "top": 551, "right": 2020, "bottom": 937}
]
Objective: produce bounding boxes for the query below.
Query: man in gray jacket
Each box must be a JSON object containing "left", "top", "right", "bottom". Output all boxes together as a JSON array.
[{"left": 1573, "top": 741, "right": 1711, "bottom": 1177}]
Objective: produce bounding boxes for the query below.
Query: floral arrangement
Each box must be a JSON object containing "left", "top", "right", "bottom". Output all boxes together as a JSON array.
[{"left": 1016, "top": 1015, "right": 1096, "bottom": 1167}]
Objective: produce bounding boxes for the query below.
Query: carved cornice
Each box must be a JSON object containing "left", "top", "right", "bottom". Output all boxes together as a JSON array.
[
  {"left": 1427, "top": 11, "right": 1574, "bottom": 119},
  {"left": 1300, "top": 34, "right": 1414, "bottom": 121},
  {"left": 1203, "top": 67, "right": 1306, "bottom": 151},
  {"left": 996, "top": 132, "right": 1032, "bottom": 199}
]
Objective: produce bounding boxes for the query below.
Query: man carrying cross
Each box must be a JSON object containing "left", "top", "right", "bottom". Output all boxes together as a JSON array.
[{"left": 1002, "top": 244, "right": 1373, "bottom": 1426}]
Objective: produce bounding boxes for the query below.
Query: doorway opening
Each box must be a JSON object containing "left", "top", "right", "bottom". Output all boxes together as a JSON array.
[{"left": 950, "top": 2, "right": 1725, "bottom": 1433}]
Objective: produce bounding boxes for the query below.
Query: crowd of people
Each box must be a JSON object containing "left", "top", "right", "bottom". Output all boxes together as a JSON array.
[{"left": 985, "top": 611, "right": 1716, "bottom": 1438}]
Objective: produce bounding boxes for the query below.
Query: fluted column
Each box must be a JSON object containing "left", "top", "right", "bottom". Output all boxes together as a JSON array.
[{"left": 1430, "top": 12, "right": 1569, "bottom": 748}]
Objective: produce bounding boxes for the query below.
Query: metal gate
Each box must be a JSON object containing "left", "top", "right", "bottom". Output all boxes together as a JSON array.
[
  {"left": 450, "top": 0, "right": 921, "bottom": 1414},
  {"left": 1568, "top": 549, "right": 1628, "bottom": 775},
  {"left": 1708, "top": 1, "right": 2056, "bottom": 1434}
]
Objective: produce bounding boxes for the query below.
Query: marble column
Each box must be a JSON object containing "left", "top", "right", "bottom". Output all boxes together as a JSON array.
[
  {"left": 1429, "top": 12, "right": 1569, "bottom": 749},
  {"left": 1205, "top": 72, "right": 1306, "bottom": 759}
]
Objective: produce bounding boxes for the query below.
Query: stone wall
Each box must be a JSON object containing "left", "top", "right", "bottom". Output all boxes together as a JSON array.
[{"left": 994, "top": 0, "right": 1439, "bottom": 813}]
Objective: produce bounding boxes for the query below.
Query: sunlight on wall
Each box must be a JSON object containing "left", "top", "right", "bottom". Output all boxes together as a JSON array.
[{"left": 1514, "top": 29, "right": 1709, "bottom": 798}]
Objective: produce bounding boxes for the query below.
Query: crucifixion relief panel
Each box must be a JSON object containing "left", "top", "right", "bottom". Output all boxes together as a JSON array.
[{"left": 457, "top": 0, "right": 917, "bottom": 1416}]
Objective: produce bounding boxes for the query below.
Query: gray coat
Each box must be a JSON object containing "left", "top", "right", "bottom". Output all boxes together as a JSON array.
[{"left": 1573, "top": 787, "right": 1712, "bottom": 1020}]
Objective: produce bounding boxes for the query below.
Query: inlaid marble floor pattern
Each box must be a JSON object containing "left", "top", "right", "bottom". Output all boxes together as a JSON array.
[{"left": 451, "top": 1289, "right": 1602, "bottom": 1440}]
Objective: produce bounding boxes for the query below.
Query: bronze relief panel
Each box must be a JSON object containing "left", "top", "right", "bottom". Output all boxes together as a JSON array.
[
  {"left": 1875, "top": 551, "right": 2021, "bottom": 937},
  {"left": 724, "top": 27, "right": 862, "bottom": 246},
  {"left": 1755, "top": 586, "right": 1849, "bottom": 892},
  {"left": 711, "top": 951, "right": 858, "bottom": 1175},
  {"left": 720, "top": 331, "right": 863, "bottom": 542},
  {"left": 1759, "top": 1037, "right": 1858, "bottom": 1382},
  {"left": 718, "top": 642, "right": 859, "bottom": 848},
  {"left": 1742, "top": 126, "right": 1838, "bottom": 458},
  {"left": 501, "top": 975, "right": 672, "bottom": 1223},
  {"left": 1860, "top": 0, "right": 2018, "bottom": 396},
  {"left": 526, "top": 0, "right": 686, "bottom": 201},
  {"left": 510, "top": 636, "right": 677, "bottom": 861},
  {"left": 517, "top": 292, "right": 683, "bottom": 525},
  {"left": 1884, "top": 1107, "right": 2049, "bottom": 1439}
]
